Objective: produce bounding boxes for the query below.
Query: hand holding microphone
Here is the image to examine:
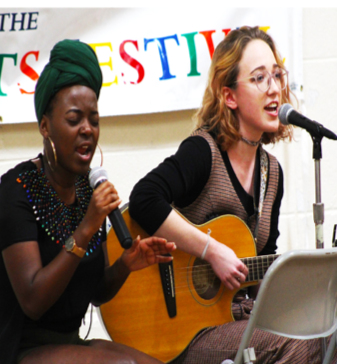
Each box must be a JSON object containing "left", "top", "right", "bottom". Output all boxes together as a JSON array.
[
  {"left": 278, "top": 103, "right": 337, "bottom": 140},
  {"left": 89, "top": 166, "right": 133, "bottom": 249}
]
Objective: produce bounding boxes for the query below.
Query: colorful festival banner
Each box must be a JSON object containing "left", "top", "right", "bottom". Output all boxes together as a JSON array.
[{"left": 0, "top": 8, "right": 302, "bottom": 124}]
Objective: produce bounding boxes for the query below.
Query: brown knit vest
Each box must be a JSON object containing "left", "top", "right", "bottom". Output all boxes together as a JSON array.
[{"left": 174, "top": 130, "right": 279, "bottom": 254}]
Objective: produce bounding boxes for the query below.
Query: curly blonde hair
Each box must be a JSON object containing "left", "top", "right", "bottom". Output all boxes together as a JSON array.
[{"left": 194, "top": 26, "right": 294, "bottom": 150}]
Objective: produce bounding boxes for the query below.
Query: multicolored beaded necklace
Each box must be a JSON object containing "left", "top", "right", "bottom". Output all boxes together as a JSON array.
[{"left": 16, "top": 166, "right": 103, "bottom": 257}]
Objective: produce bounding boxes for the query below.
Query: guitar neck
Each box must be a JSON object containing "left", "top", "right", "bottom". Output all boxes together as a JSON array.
[{"left": 242, "top": 254, "right": 280, "bottom": 282}]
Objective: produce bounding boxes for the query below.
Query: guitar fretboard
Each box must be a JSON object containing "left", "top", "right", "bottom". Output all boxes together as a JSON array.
[{"left": 241, "top": 254, "right": 280, "bottom": 282}]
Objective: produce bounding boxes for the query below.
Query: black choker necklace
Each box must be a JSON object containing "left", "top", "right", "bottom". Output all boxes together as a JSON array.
[{"left": 241, "top": 136, "right": 262, "bottom": 147}]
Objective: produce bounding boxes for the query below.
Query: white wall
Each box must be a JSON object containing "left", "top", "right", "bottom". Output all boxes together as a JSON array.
[
  {"left": 270, "top": 8, "right": 337, "bottom": 253},
  {"left": 1, "top": 8, "right": 337, "bottom": 339}
]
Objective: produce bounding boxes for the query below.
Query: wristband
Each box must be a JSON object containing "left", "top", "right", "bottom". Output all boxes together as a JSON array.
[{"left": 201, "top": 229, "right": 212, "bottom": 260}]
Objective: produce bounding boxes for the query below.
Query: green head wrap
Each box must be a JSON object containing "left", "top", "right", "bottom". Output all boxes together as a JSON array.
[{"left": 34, "top": 39, "right": 103, "bottom": 124}]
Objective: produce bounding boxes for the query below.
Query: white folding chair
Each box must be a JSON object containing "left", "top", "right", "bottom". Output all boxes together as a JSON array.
[{"left": 223, "top": 248, "right": 337, "bottom": 364}]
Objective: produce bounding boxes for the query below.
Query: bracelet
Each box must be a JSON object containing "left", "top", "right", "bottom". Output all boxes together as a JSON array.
[{"left": 201, "top": 229, "right": 212, "bottom": 260}]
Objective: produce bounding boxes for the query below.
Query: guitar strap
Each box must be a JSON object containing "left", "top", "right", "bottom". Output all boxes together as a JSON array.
[{"left": 253, "top": 146, "right": 268, "bottom": 238}]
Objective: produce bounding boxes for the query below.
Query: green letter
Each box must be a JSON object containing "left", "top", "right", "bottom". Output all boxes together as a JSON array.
[
  {"left": 0, "top": 54, "right": 17, "bottom": 96},
  {"left": 181, "top": 32, "right": 200, "bottom": 77}
]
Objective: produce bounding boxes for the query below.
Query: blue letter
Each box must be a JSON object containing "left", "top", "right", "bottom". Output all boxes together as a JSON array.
[
  {"left": 144, "top": 34, "right": 179, "bottom": 80},
  {"left": 0, "top": 13, "right": 10, "bottom": 31},
  {"left": 10, "top": 13, "right": 26, "bottom": 31},
  {"left": 27, "top": 12, "right": 38, "bottom": 30}
]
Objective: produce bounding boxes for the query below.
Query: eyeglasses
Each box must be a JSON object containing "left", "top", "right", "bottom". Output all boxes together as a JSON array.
[{"left": 234, "top": 68, "right": 288, "bottom": 93}]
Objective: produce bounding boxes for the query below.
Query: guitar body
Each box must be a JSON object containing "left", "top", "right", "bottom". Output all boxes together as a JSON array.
[{"left": 99, "top": 207, "right": 257, "bottom": 363}]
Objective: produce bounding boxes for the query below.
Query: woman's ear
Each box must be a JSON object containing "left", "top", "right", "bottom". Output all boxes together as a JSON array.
[
  {"left": 39, "top": 115, "right": 50, "bottom": 138},
  {"left": 223, "top": 86, "right": 238, "bottom": 110}
]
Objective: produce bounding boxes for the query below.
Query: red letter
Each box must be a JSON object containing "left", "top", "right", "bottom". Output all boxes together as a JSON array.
[
  {"left": 222, "top": 28, "right": 231, "bottom": 37},
  {"left": 199, "top": 30, "right": 216, "bottom": 59},
  {"left": 120, "top": 40, "right": 144, "bottom": 84},
  {"left": 19, "top": 50, "right": 39, "bottom": 94}
]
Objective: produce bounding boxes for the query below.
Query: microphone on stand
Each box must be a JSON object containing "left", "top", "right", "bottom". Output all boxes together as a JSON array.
[
  {"left": 278, "top": 103, "right": 337, "bottom": 140},
  {"left": 89, "top": 166, "right": 133, "bottom": 249}
]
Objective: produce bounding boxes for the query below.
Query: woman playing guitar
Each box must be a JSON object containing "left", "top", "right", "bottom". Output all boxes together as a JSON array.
[{"left": 129, "top": 26, "right": 326, "bottom": 363}]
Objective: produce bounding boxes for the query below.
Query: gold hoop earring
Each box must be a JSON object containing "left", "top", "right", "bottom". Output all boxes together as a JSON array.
[
  {"left": 45, "top": 137, "right": 57, "bottom": 171},
  {"left": 97, "top": 144, "right": 103, "bottom": 167}
]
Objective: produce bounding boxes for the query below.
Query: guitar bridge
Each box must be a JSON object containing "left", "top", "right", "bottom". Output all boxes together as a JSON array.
[{"left": 159, "top": 256, "right": 176, "bottom": 318}]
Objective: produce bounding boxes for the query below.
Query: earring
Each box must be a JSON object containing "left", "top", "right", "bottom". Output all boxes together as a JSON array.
[
  {"left": 45, "top": 137, "right": 57, "bottom": 171},
  {"left": 97, "top": 144, "right": 103, "bottom": 167}
]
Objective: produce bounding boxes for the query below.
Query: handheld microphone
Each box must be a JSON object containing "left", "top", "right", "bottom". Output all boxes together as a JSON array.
[
  {"left": 278, "top": 103, "right": 337, "bottom": 140},
  {"left": 89, "top": 166, "right": 133, "bottom": 249}
]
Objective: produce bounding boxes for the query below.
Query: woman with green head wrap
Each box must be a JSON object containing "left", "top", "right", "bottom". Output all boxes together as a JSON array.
[
  {"left": 34, "top": 39, "right": 103, "bottom": 125},
  {"left": 0, "top": 39, "right": 175, "bottom": 364}
]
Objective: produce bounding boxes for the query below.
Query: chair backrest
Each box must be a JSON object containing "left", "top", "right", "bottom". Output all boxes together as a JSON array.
[
  {"left": 246, "top": 248, "right": 337, "bottom": 339},
  {"left": 233, "top": 248, "right": 337, "bottom": 364}
]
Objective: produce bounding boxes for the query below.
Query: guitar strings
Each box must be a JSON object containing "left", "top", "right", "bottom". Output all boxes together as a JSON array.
[
  {"left": 171, "top": 255, "right": 278, "bottom": 280},
  {"left": 162, "top": 256, "right": 279, "bottom": 293},
  {"left": 126, "top": 258, "right": 278, "bottom": 296},
  {"left": 172, "top": 264, "right": 274, "bottom": 282}
]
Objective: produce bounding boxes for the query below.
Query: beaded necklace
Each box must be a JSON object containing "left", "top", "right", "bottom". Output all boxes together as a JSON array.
[{"left": 16, "top": 167, "right": 103, "bottom": 257}]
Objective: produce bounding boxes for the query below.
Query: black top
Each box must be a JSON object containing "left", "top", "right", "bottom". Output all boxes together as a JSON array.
[
  {"left": 129, "top": 136, "right": 283, "bottom": 256},
  {"left": 0, "top": 157, "right": 106, "bottom": 364}
]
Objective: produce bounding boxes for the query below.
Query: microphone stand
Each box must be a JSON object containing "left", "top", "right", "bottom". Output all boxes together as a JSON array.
[
  {"left": 312, "top": 133, "right": 324, "bottom": 250},
  {"left": 310, "top": 133, "right": 326, "bottom": 359}
]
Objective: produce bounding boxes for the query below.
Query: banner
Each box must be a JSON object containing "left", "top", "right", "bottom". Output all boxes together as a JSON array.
[{"left": 0, "top": 8, "right": 303, "bottom": 123}]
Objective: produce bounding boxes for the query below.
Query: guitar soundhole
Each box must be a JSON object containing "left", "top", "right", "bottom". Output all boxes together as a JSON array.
[{"left": 192, "top": 258, "right": 221, "bottom": 300}]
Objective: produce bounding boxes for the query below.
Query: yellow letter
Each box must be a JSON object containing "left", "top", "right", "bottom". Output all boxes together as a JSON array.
[
  {"left": 89, "top": 42, "right": 118, "bottom": 86},
  {"left": 259, "top": 26, "right": 271, "bottom": 33}
]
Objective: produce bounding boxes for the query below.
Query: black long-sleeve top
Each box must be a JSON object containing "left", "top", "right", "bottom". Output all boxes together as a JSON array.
[{"left": 129, "top": 136, "right": 283, "bottom": 256}]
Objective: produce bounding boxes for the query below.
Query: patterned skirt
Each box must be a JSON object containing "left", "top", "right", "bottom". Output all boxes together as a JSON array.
[{"left": 171, "top": 299, "right": 337, "bottom": 364}]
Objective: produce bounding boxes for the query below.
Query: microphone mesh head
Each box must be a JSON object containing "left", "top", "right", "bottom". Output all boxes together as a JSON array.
[
  {"left": 278, "top": 103, "right": 293, "bottom": 126},
  {"left": 89, "top": 166, "right": 108, "bottom": 189}
]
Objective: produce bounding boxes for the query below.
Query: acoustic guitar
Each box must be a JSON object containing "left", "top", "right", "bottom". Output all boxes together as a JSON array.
[{"left": 99, "top": 206, "right": 279, "bottom": 363}]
